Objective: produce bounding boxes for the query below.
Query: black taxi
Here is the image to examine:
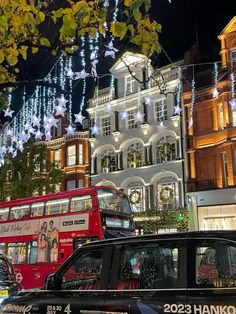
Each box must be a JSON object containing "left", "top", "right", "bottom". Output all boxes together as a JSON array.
[
  {"left": 1, "top": 231, "right": 236, "bottom": 314},
  {"left": 0, "top": 254, "right": 20, "bottom": 305}
]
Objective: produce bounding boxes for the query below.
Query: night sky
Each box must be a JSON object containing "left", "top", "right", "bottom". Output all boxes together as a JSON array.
[{"left": 152, "top": 0, "right": 235, "bottom": 65}]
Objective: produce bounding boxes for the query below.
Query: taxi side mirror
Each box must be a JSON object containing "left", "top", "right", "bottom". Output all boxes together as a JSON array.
[{"left": 45, "top": 273, "right": 55, "bottom": 290}]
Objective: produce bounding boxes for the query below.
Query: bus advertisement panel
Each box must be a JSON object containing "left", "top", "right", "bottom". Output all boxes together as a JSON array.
[{"left": 0, "top": 186, "right": 134, "bottom": 289}]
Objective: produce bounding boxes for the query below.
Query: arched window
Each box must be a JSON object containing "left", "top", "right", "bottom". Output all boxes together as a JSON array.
[
  {"left": 127, "top": 180, "right": 145, "bottom": 212},
  {"left": 100, "top": 149, "right": 116, "bottom": 173},
  {"left": 156, "top": 135, "right": 177, "bottom": 164},
  {"left": 127, "top": 143, "right": 144, "bottom": 168},
  {"left": 153, "top": 176, "right": 179, "bottom": 210}
]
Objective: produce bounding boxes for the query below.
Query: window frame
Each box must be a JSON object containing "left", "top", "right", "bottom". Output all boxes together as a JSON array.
[
  {"left": 53, "top": 245, "right": 113, "bottom": 290},
  {"left": 67, "top": 145, "right": 76, "bottom": 166},
  {"left": 101, "top": 116, "right": 111, "bottom": 136}
]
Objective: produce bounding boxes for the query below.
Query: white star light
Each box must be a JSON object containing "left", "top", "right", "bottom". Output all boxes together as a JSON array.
[
  {"left": 66, "top": 68, "right": 74, "bottom": 79},
  {"left": 57, "top": 95, "right": 68, "bottom": 107},
  {"left": 230, "top": 98, "right": 236, "bottom": 110},
  {"left": 45, "top": 131, "right": 52, "bottom": 141},
  {"left": 48, "top": 116, "right": 59, "bottom": 128},
  {"left": 134, "top": 110, "right": 145, "bottom": 123},
  {"left": 35, "top": 130, "right": 43, "bottom": 140},
  {"left": 104, "top": 103, "right": 112, "bottom": 113},
  {"left": 16, "top": 141, "right": 24, "bottom": 152},
  {"left": 74, "top": 69, "right": 90, "bottom": 80},
  {"left": 31, "top": 115, "right": 40, "bottom": 127},
  {"left": 90, "top": 124, "right": 100, "bottom": 135},
  {"left": 213, "top": 87, "right": 219, "bottom": 99},
  {"left": 188, "top": 117, "right": 193, "bottom": 129},
  {"left": 3, "top": 107, "right": 14, "bottom": 118},
  {"left": 156, "top": 121, "right": 167, "bottom": 133},
  {"left": 19, "top": 131, "right": 28, "bottom": 142},
  {"left": 120, "top": 111, "right": 128, "bottom": 120},
  {"left": 54, "top": 105, "right": 67, "bottom": 117},
  {"left": 6, "top": 129, "right": 13, "bottom": 137},
  {"left": 105, "top": 50, "right": 116, "bottom": 58},
  {"left": 0, "top": 146, "right": 7, "bottom": 155},
  {"left": 65, "top": 125, "right": 76, "bottom": 136},
  {"left": 12, "top": 150, "right": 17, "bottom": 158},
  {"left": 145, "top": 96, "right": 152, "bottom": 106},
  {"left": 8, "top": 146, "right": 15, "bottom": 154},
  {"left": 74, "top": 112, "right": 85, "bottom": 124},
  {"left": 174, "top": 105, "right": 182, "bottom": 115}
]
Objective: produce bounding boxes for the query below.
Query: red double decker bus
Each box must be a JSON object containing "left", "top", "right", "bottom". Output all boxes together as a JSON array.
[{"left": 0, "top": 186, "right": 134, "bottom": 289}]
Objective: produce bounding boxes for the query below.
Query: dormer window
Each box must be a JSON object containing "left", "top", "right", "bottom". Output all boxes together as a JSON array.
[{"left": 125, "top": 75, "right": 136, "bottom": 95}]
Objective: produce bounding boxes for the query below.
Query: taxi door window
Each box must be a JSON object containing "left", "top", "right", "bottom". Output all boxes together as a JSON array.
[
  {"left": 196, "top": 240, "right": 236, "bottom": 288},
  {"left": 60, "top": 250, "right": 102, "bottom": 290},
  {"left": 116, "top": 241, "right": 184, "bottom": 290}
]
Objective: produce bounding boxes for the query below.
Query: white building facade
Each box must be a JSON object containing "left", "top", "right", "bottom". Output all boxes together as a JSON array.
[{"left": 87, "top": 52, "right": 186, "bottom": 217}]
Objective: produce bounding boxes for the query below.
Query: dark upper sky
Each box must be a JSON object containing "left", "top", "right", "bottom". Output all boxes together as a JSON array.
[{"left": 151, "top": 0, "right": 235, "bottom": 65}]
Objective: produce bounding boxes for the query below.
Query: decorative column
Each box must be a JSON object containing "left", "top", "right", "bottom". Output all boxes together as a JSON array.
[
  {"left": 148, "top": 145, "right": 153, "bottom": 165},
  {"left": 145, "top": 185, "right": 150, "bottom": 210},
  {"left": 119, "top": 151, "right": 123, "bottom": 170},
  {"left": 94, "top": 155, "right": 97, "bottom": 174}
]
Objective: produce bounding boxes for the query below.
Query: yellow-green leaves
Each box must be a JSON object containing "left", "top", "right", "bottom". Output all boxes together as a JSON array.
[
  {"left": 39, "top": 37, "right": 50, "bottom": 47},
  {"left": 111, "top": 22, "right": 127, "bottom": 40}
]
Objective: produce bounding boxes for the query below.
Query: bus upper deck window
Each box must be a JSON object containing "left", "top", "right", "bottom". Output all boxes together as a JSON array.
[
  {"left": 31, "top": 202, "right": 44, "bottom": 217},
  {"left": 97, "top": 188, "right": 131, "bottom": 214},
  {"left": 46, "top": 199, "right": 69, "bottom": 215},
  {"left": 10, "top": 205, "right": 29, "bottom": 220},
  {"left": 0, "top": 207, "right": 9, "bottom": 221},
  {"left": 71, "top": 195, "right": 92, "bottom": 212}
]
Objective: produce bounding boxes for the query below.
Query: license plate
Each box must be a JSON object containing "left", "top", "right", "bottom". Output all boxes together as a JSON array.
[{"left": 0, "top": 290, "right": 8, "bottom": 297}]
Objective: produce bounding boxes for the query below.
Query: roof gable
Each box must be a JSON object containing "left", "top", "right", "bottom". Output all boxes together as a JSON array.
[{"left": 219, "top": 16, "right": 236, "bottom": 35}]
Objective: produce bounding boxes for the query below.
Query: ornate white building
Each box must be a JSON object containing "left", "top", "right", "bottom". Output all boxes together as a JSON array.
[{"left": 87, "top": 52, "right": 186, "bottom": 216}]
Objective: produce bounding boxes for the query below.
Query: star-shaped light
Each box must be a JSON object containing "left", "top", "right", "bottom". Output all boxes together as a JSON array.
[
  {"left": 188, "top": 117, "right": 193, "bottom": 129},
  {"left": 74, "top": 112, "right": 85, "bottom": 124},
  {"left": 54, "top": 105, "right": 67, "bottom": 117},
  {"left": 3, "top": 107, "right": 14, "bottom": 118},
  {"left": 105, "top": 50, "right": 116, "bottom": 59},
  {"left": 0, "top": 158, "right": 5, "bottom": 167},
  {"left": 105, "top": 40, "right": 119, "bottom": 52},
  {"left": 65, "top": 125, "right": 76, "bottom": 136},
  {"left": 145, "top": 96, "right": 152, "bottom": 106},
  {"left": 12, "top": 150, "right": 17, "bottom": 158},
  {"left": 134, "top": 110, "right": 145, "bottom": 123},
  {"left": 120, "top": 111, "right": 128, "bottom": 120},
  {"left": 19, "top": 131, "right": 28, "bottom": 142},
  {"left": 56, "top": 95, "right": 68, "bottom": 107},
  {"left": 104, "top": 103, "right": 112, "bottom": 113},
  {"left": 48, "top": 116, "right": 59, "bottom": 128},
  {"left": 0, "top": 146, "right": 7, "bottom": 155},
  {"left": 66, "top": 68, "right": 74, "bottom": 79},
  {"left": 45, "top": 131, "right": 52, "bottom": 141},
  {"left": 213, "top": 87, "right": 219, "bottom": 99},
  {"left": 74, "top": 69, "right": 90, "bottom": 80},
  {"left": 16, "top": 141, "right": 24, "bottom": 152},
  {"left": 44, "top": 122, "right": 52, "bottom": 132},
  {"left": 230, "top": 98, "right": 236, "bottom": 110},
  {"left": 35, "top": 130, "right": 43, "bottom": 140},
  {"left": 8, "top": 146, "right": 15, "bottom": 154},
  {"left": 6, "top": 129, "right": 13, "bottom": 137},
  {"left": 174, "top": 105, "right": 182, "bottom": 115},
  {"left": 90, "top": 124, "right": 100, "bottom": 135},
  {"left": 156, "top": 121, "right": 167, "bottom": 133},
  {"left": 31, "top": 115, "right": 40, "bottom": 127}
]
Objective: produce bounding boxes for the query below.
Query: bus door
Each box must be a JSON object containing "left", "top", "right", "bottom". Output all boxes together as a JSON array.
[
  {"left": 73, "top": 236, "right": 99, "bottom": 251},
  {"left": 187, "top": 238, "right": 236, "bottom": 314}
]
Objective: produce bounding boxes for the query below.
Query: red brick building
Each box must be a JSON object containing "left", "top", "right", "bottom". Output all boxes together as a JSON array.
[{"left": 183, "top": 17, "right": 236, "bottom": 230}]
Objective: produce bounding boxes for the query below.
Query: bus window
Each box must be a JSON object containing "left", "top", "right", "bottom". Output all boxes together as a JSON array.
[
  {"left": 71, "top": 195, "right": 92, "bottom": 212},
  {"left": 28, "top": 241, "right": 38, "bottom": 264},
  {"left": 0, "top": 243, "right": 6, "bottom": 255},
  {"left": 31, "top": 202, "right": 44, "bottom": 217},
  {"left": 0, "top": 207, "right": 9, "bottom": 221},
  {"left": 97, "top": 188, "right": 131, "bottom": 214},
  {"left": 7, "top": 242, "right": 27, "bottom": 265},
  {"left": 10, "top": 205, "right": 29, "bottom": 220},
  {"left": 46, "top": 199, "right": 69, "bottom": 215}
]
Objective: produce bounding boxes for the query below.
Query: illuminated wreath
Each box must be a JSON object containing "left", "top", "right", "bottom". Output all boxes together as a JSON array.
[
  {"left": 160, "top": 186, "right": 174, "bottom": 203},
  {"left": 158, "top": 143, "right": 172, "bottom": 158},
  {"left": 127, "top": 149, "right": 142, "bottom": 164},
  {"left": 101, "top": 155, "right": 112, "bottom": 168},
  {"left": 129, "top": 190, "right": 141, "bottom": 205}
]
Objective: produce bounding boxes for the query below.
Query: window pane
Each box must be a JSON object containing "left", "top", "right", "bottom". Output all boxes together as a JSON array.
[
  {"left": 79, "top": 144, "right": 83, "bottom": 165},
  {"left": 46, "top": 199, "right": 69, "bottom": 215},
  {"left": 128, "top": 109, "right": 137, "bottom": 130},
  {"left": 101, "top": 117, "right": 111, "bottom": 136},
  {"left": 71, "top": 195, "right": 92, "bottom": 212},
  {"left": 7, "top": 242, "right": 27, "bottom": 265},
  {"left": 10, "top": 205, "right": 29, "bottom": 220},
  {"left": 156, "top": 99, "right": 167, "bottom": 121},
  {"left": 31, "top": 202, "right": 44, "bottom": 217},
  {"left": 196, "top": 240, "right": 236, "bottom": 288},
  {"left": 67, "top": 145, "right": 76, "bottom": 166},
  {"left": 61, "top": 251, "right": 102, "bottom": 290},
  {"left": 116, "top": 242, "right": 182, "bottom": 290},
  {"left": 67, "top": 180, "right": 76, "bottom": 191},
  {"left": 0, "top": 207, "right": 9, "bottom": 221},
  {"left": 28, "top": 241, "right": 38, "bottom": 264}
]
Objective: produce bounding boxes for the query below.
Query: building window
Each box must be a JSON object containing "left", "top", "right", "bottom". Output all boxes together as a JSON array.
[
  {"left": 218, "top": 103, "right": 224, "bottom": 129},
  {"left": 79, "top": 144, "right": 83, "bottom": 165},
  {"left": 125, "top": 75, "right": 136, "bottom": 95},
  {"left": 156, "top": 99, "right": 167, "bottom": 121},
  {"left": 156, "top": 136, "right": 177, "bottom": 164},
  {"left": 78, "top": 179, "right": 83, "bottom": 188},
  {"left": 232, "top": 110, "right": 236, "bottom": 127},
  {"left": 67, "top": 145, "right": 76, "bottom": 166},
  {"left": 101, "top": 116, "right": 111, "bottom": 136},
  {"left": 54, "top": 150, "right": 60, "bottom": 167},
  {"left": 101, "top": 149, "right": 116, "bottom": 173},
  {"left": 221, "top": 152, "right": 228, "bottom": 187},
  {"left": 67, "top": 180, "right": 76, "bottom": 190},
  {"left": 128, "top": 109, "right": 137, "bottom": 130},
  {"left": 127, "top": 181, "right": 145, "bottom": 212},
  {"left": 231, "top": 49, "right": 236, "bottom": 67},
  {"left": 127, "top": 143, "right": 144, "bottom": 168}
]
